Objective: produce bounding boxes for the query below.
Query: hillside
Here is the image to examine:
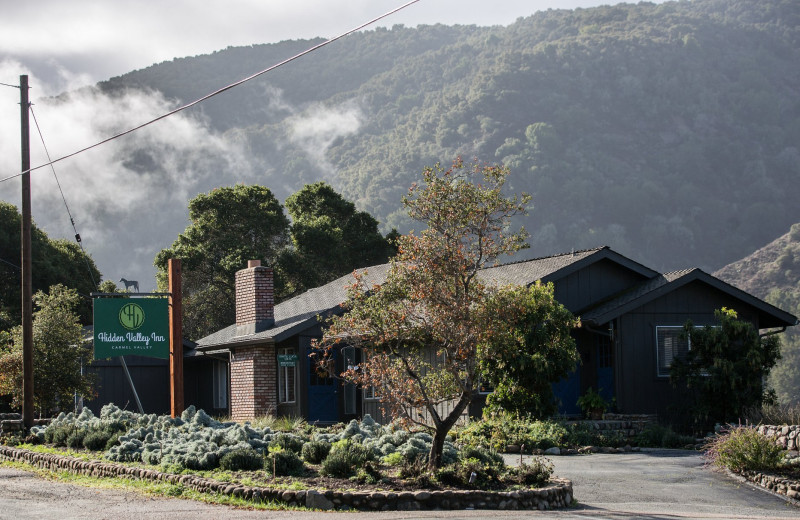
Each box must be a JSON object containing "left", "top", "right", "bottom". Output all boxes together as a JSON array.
[
  {"left": 715, "top": 222, "right": 800, "bottom": 405},
  {"left": 714, "top": 224, "right": 800, "bottom": 300},
  {"left": 77, "top": 0, "right": 800, "bottom": 276}
]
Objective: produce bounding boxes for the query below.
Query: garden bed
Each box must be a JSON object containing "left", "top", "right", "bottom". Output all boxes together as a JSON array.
[
  {"left": 0, "top": 405, "right": 574, "bottom": 511},
  {"left": 0, "top": 444, "right": 572, "bottom": 511}
]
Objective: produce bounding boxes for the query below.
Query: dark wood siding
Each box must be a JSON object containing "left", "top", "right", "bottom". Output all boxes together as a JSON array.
[
  {"left": 615, "top": 280, "right": 762, "bottom": 421},
  {"left": 552, "top": 258, "right": 650, "bottom": 313},
  {"left": 85, "top": 355, "right": 222, "bottom": 416}
]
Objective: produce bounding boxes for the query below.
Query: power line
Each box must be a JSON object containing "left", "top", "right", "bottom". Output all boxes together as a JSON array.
[
  {"left": 28, "top": 104, "right": 98, "bottom": 287},
  {"left": 0, "top": 0, "right": 421, "bottom": 185}
]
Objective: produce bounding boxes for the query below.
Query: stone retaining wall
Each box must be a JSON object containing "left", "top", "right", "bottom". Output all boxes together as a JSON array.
[
  {"left": 0, "top": 445, "right": 573, "bottom": 511},
  {"left": 565, "top": 414, "right": 657, "bottom": 440},
  {"left": 740, "top": 469, "right": 800, "bottom": 502},
  {"left": 0, "top": 418, "right": 51, "bottom": 436},
  {"left": 757, "top": 424, "right": 800, "bottom": 451}
]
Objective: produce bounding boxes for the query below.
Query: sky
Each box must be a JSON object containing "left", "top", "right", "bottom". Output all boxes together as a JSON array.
[{"left": 0, "top": 0, "right": 647, "bottom": 292}]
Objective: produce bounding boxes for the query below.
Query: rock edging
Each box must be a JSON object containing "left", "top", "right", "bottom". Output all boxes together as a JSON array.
[
  {"left": 738, "top": 469, "right": 800, "bottom": 504},
  {"left": 0, "top": 445, "right": 572, "bottom": 511}
]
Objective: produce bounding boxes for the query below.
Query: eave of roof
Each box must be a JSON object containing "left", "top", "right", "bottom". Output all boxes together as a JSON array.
[{"left": 581, "top": 268, "right": 799, "bottom": 329}]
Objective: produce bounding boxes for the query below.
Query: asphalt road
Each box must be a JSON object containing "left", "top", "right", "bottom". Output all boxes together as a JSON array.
[{"left": 0, "top": 450, "right": 798, "bottom": 519}]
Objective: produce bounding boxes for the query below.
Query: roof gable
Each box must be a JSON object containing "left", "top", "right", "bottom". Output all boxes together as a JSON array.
[
  {"left": 479, "top": 246, "right": 657, "bottom": 287},
  {"left": 582, "top": 268, "right": 798, "bottom": 329}
]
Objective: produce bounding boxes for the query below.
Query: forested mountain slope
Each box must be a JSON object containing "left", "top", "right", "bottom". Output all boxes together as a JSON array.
[
  {"left": 96, "top": 0, "right": 800, "bottom": 273},
  {"left": 715, "top": 223, "right": 800, "bottom": 405}
]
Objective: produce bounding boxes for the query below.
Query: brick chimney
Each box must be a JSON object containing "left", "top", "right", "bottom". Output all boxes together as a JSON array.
[{"left": 235, "top": 260, "right": 275, "bottom": 336}]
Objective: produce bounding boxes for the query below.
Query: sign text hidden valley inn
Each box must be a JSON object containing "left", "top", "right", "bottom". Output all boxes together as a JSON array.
[{"left": 93, "top": 298, "right": 170, "bottom": 360}]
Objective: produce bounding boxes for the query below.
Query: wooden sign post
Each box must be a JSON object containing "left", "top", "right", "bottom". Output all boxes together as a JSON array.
[{"left": 169, "top": 258, "right": 184, "bottom": 417}]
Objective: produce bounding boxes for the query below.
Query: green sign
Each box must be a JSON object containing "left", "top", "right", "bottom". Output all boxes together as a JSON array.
[
  {"left": 93, "top": 298, "right": 169, "bottom": 359},
  {"left": 278, "top": 354, "right": 298, "bottom": 367}
]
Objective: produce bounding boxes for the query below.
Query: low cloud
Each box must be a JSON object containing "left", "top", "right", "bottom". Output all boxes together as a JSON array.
[
  {"left": 288, "top": 100, "right": 363, "bottom": 179},
  {"left": 0, "top": 60, "right": 256, "bottom": 291}
]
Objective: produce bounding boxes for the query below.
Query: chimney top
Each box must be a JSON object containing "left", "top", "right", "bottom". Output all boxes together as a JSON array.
[{"left": 248, "top": 260, "right": 261, "bottom": 268}]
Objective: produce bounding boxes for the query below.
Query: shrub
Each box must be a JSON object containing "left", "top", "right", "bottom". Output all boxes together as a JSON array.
[
  {"left": 66, "top": 429, "right": 87, "bottom": 449},
  {"left": 436, "top": 457, "right": 502, "bottom": 489},
  {"left": 105, "top": 432, "right": 123, "bottom": 451},
  {"left": 44, "top": 424, "right": 73, "bottom": 446},
  {"left": 301, "top": 440, "right": 331, "bottom": 464},
  {"left": 265, "top": 448, "right": 304, "bottom": 476},
  {"left": 458, "top": 446, "right": 505, "bottom": 468},
  {"left": 219, "top": 447, "right": 264, "bottom": 471},
  {"left": 352, "top": 462, "right": 383, "bottom": 484},
  {"left": 505, "top": 457, "right": 553, "bottom": 487},
  {"left": 457, "top": 415, "right": 570, "bottom": 451},
  {"left": 704, "top": 425, "right": 783, "bottom": 472},
  {"left": 320, "top": 440, "right": 372, "bottom": 478},
  {"left": 634, "top": 424, "right": 695, "bottom": 448},
  {"left": 398, "top": 455, "right": 432, "bottom": 487},
  {"left": 382, "top": 451, "right": 405, "bottom": 466},
  {"left": 83, "top": 430, "right": 113, "bottom": 451},
  {"left": 269, "top": 433, "right": 305, "bottom": 454}
]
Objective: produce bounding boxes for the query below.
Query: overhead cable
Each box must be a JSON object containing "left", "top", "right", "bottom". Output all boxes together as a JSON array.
[
  {"left": 0, "top": 0, "right": 421, "bottom": 185},
  {"left": 29, "top": 104, "right": 98, "bottom": 287}
]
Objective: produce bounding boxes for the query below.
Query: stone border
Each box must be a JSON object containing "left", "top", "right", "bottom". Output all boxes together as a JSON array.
[
  {"left": 0, "top": 445, "right": 572, "bottom": 511},
  {"left": 737, "top": 469, "right": 800, "bottom": 505}
]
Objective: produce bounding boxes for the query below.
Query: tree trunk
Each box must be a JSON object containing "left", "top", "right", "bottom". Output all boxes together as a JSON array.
[{"left": 427, "top": 393, "right": 471, "bottom": 470}]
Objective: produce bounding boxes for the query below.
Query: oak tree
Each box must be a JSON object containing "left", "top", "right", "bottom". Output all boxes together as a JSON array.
[{"left": 0, "top": 285, "right": 95, "bottom": 413}]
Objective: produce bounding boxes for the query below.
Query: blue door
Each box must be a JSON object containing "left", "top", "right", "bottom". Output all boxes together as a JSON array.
[
  {"left": 307, "top": 349, "right": 338, "bottom": 423},
  {"left": 596, "top": 335, "right": 614, "bottom": 404},
  {"left": 553, "top": 363, "right": 581, "bottom": 416}
]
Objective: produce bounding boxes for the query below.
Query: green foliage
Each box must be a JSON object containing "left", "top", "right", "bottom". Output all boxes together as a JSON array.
[
  {"left": 435, "top": 460, "right": 496, "bottom": 489},
  {"left": 704, "top": 426, "right": 783, "bottom": 472},
  {"left": 320, "top": 439, "right": 373, "bottom": 478},
  {"left": 765, "top": 289, "right": 800, "bottom": 405},
  {"left": 671, "top": 308, "right": 782, "bottom": 431},
  {"left": 320, "top": 159, "right": 529, "bottom": 469},
  {"left": 457, "top": 414, "right": 569, "bottom": 451},
  {"left": 0, "top": 202, "right": 101, "bottom": 327},
  {"left": 96, "top": 1, "right": 800, "bottom": 281},
  {"left": 0, "top": 285, "right": 96, "bottom": 413},
  {"left": 352, "top": 462, "right": 383, "bottom": 485},
  {"left": 564, "top": 422, "right": 625, "bottom": 448},
  {"left": 633, "top": 424, "right": 695, "bottom": 449},
  {"left": 381, "top": 451, "right": 405, "bottom": 466},
  {"left": 154, "top": 185, "right": 290, "bottom": 340},
  {"left": 268, "top": 433, "right": 304, "bottom": 454},
  {"left": 481, "top": 282, "right": 579, "bottom": 419},
  {"left": 576, "top": 387, "right": 609, "bottom": 418},
  {"left": 300, "top": 440, "right": 331, "bottom": 464},
  {"left": 505, "top": 458, "right": 554, "bottom": 487},
  {"left": 278, "top": 182, "right": 394, "bottom": 295},
  {"left": 265, "top": 448, "right": 304, "bottom": 476},
  {"left": 457, "top": 446, "right": 505, "bottom": 468},
  {"left": 219, "top": 447, "right": 264, "bottom": 471},
  {"left": 83, "top": 429, "right": 115, "bottom": 451}
]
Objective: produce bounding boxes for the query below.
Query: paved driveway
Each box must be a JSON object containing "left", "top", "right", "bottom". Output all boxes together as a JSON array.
[{"left": 1, "top": 450, "right": 798, "bottom": 519}]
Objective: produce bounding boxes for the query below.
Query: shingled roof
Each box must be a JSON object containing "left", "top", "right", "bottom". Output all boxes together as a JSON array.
[
  {"left": 196, "top": 246, "right": 796, "bottom": 351},
  {"left": 196, "top": 248, "right": 620, "bottom": 350}
]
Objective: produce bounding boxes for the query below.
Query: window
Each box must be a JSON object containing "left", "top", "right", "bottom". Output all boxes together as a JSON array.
[
  {"left": 342, "top": 347, "right": 357, "bottom": 414},
  {"left": 212, "top": 360, "right": 227, "bottom": 409},
  {"left": 278, "top": 347, "right": 296, "bottom": 403},
  {"left": 363, "top": 384, "right": 380, "bottom": 400},
  {"left": 656, "top": 326, "right": 690, "bottom": 377}
]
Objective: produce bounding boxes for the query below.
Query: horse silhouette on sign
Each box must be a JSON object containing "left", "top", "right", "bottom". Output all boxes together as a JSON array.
[{"left": 119, "top": 278, "right": 139, "bottom": 293}]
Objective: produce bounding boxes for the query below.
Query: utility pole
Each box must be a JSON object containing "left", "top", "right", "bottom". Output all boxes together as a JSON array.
[{"left": 20, "top": 75, "right": 33, "bottom": 430}]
